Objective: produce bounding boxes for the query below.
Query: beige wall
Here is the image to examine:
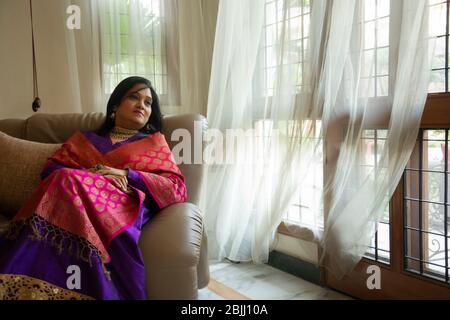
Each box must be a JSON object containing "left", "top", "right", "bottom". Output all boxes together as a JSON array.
[
  {"left": 0, "top": 0, "right": 34, "bottom": 119},
  {"left": 0, "top": 0, "right": 218, "bottom": 120},
  {"left": 273, "top": 233, "right": 319, "bottom": 265}
]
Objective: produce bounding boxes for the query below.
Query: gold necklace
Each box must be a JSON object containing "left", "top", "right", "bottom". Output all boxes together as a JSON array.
[{"left": 110, "top": 126, "right": 138, "bottom": 141}]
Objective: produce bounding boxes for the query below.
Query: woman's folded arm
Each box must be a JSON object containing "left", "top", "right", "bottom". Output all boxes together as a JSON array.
[{"left": 128, "top": 169, "right": 187, "bottom": 209}]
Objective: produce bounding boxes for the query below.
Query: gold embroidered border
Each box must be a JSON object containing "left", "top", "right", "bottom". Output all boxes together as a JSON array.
[
  {"left": 5, "top": 214, "right": 106, "bottom": 266},
  {"left": 0, "top": 274, "right": 94, "bottom": 300},
  {"left": 4, "top": 214, "right": 112, "bottom": 281}
]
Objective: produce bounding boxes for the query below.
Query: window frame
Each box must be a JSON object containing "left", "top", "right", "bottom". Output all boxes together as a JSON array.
[{"left": 100, "top": 0, "right": 180, "bottom": 106}]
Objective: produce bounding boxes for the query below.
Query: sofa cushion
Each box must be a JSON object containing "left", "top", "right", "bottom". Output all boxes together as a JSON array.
[{"left": 0, "top": 132, "right": 61, "bottom": 218}]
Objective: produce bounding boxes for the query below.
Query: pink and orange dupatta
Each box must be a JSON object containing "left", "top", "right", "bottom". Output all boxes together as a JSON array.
[{"left": 7, "top": 131, "right": 186, "bottom": 273}]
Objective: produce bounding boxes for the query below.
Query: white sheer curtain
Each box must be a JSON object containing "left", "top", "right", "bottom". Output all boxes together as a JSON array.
[
  {"left": 202, "top": 0, "right": 440, "bottom": 278},
  {"left": 176, "top": 0, "right": 218, "bottom": 115},
  {"left": 319, "top": 0, "right": 439, "bottom": 277},
  {"left": 64, "top": 0, "right": 104, "bottom": 113},
  {"left": 202, "top": 0, "right": 327, "bottom": 263}
]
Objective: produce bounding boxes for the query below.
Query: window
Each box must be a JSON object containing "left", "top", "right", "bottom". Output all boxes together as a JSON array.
[
  {"left": 278, "top": 0, "right": 394, "bottom": 235},
  {"left": 101, "top": 0, "right": 172, "bottom": 100},
  {"left": 283, "top": 120, "right": 324, "bottom": 231},
  {"left": 263, "top": 0, "right": 311, "bottom": 96},
  {"left": 362, "top": 0, "right": 390, "bottom": 98},
  {"left": 399, "top": 0, "right": 450, "bottom": 284},
  {"left": 363, "top": 0, "right": 449, "bottom": 275},
  {"left": 361, "top": 129, "right": 391, "bottom": 265},
  {"left": 276, "top": 0, "right": 450, "bottom": 261},
  {"left": 327, "top": 0, "right": 450, "bottom": 298},
  {"left": 429, "top": 0, "right": 450, "bottom": 93},
  {"left": 404, "top": 129, "right": 449, "bottom": 283},
  {"left": 262, "top": 0, "right": 323, "bottom": 232}
]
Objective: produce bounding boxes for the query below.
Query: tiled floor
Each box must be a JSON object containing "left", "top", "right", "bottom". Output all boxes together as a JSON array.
[{"left": 198, "top": 261, "right": 351, "bottom": 300}]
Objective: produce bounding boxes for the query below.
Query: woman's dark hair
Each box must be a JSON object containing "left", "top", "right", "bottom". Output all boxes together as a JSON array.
[{"left": 97, "top": 76, "right": 163, "bottom": 135}]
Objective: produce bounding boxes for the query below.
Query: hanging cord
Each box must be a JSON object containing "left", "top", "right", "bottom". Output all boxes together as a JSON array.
[{"left": 30, "top": 0, "right": 40, "bottom": 112}]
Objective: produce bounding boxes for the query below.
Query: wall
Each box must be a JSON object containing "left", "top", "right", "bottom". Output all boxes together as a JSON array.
[
  {"left": 0, "top": 0, "right": 104, "bottom": 119},
  {"left": 0, "top": 0, "right": 34, "bottom": 119},
  {"left": 272, "top": 233, "right": 319, "bottom": 265}
]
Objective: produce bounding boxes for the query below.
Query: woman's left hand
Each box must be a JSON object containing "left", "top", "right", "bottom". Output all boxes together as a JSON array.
[
  {"left": 91, "top": 165, "right": 132, "bottom": 193},
  {"left": 93, "top": 165, "right": 128, "bottom": 177}
]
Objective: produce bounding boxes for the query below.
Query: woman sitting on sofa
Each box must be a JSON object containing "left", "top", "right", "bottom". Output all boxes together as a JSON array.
[{"left": 0, "top": 76, "right": 187, "bottom": 300}]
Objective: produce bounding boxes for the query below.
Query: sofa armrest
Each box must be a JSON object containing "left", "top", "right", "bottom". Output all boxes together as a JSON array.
[
  {"left": 138, "top": 202, "right": 206, "bottom": 299},
  {"left": 197, "top": 230, "right": 210, "bottom": 289}
]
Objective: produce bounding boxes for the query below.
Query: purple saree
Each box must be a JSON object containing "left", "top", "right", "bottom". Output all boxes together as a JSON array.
[{"left": 0, "top": 129, "right": 186, "bottom": 300}]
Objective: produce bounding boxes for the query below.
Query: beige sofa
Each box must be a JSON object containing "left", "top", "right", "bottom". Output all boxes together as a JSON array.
[{"left": 0, "top": 112, "right": 209, "bottom": 300}]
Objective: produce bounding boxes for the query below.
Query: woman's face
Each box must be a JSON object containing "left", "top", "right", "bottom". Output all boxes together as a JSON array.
[{"left": 114, "top": 84, "right": 153, "bottom": 130}]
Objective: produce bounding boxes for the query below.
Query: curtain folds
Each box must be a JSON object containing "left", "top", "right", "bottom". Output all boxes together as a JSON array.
[
  {"left": 320, "top": 0, "right": 436, "bottom": 278},
  {"left": 202, "top": 0, "right": 439, "bottom": 279},
  {"left": 64, "top": 0, "right": 104, "bottom": 113}
]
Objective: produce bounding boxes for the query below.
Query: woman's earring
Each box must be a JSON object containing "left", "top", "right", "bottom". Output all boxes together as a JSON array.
[{"left": 110, "top": 108, "right": 116, "bottom": 120}]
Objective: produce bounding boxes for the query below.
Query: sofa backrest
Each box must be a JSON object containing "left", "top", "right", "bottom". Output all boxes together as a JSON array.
[
  {"left": 0, "top": 112, "right": 206, "bottom": 206},
  {"left": 25, "top": 112, "right": 106, "bottom": 143}
]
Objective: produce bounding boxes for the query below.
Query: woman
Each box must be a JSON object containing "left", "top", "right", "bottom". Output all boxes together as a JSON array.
[{"left": 0, "top": 76, "right": 187, "bottom": 300}]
